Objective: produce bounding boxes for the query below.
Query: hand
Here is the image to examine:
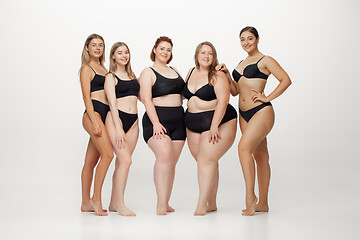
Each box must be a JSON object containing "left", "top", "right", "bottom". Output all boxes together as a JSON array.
[
  {"left": 215, "top": 63, "right": 228, "bottom": 73},
  {"left": 251, "top": 89, "right": 268, "bottom": 103},
  {"left": 153, "top": 122, "right": 167, "bottom": 140},
  {"left": 92, "top": 121, "right": 102, "bottom": 136},
  {"left": 209, "top": 126, "right": 221, "bottom": 144},
  {"left": 115, "top": 129, "right": 127, "bottom": 149}
]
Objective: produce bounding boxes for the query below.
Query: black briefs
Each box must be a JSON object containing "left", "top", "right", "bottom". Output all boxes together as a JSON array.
[
  {"left": 118, "top": 109, "right": 138, "bottom": 133},
  {"left": 184, "top": 104, "right": 237, "bottom": 133},
  {"left": 142, "top": 106, "right": 186, "bottom": 143},
  {"left": 239, "top": 102, "right": 272, "bottom": 122},
  {"left": 84, "top": 100, "right": 110, "bottom": 123}
]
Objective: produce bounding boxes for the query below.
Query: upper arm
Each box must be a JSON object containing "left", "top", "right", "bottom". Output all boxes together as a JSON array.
[
  {"left": 264, "top": 56, "right": 291, "bottom": 83},
  {"left": 80, "top": 65, "right": 94, "bottom": 99},
  {"left": 104, "top": 74, "right": 117, "bottom": 104},
  {"left": 138, "top": 67, "right": 155, "bottom": 103},
  {"left": 213, "top": 72, "right": 230, "bottom": 103}
]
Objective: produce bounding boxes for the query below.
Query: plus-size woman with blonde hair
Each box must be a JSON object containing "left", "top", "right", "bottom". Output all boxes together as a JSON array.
[{"left": 184, "top": 41, "right": 237, "bottom": 216}]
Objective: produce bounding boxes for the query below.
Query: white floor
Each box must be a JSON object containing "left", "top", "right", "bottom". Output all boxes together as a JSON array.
[{"left": 1, "top": 153, "right": 359, "bottom": 240}]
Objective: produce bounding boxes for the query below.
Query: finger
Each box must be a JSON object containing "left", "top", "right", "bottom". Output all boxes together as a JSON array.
[{"left": 162, "top": 127, "right": 167, "bottom": 133}]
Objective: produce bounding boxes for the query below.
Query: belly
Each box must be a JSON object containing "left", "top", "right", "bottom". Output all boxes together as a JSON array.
[
  {"left": 116, "top": 96, "right": 138, "bottom": 114},
  {"left": 153, "top": 94, "right": 183, "bottom": 107},
  {"left": 186, "top": 97, "right": 217, "bottom": 113}
]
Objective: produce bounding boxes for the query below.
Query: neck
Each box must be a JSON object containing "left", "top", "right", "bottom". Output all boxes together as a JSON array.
[
  {"left": 199, "top": 65, "right": 209, "bottom": 73},
  {"left": 153, "top": 60, "right": 167, "bottom": 69},
  {"left": 116, "top": 64, "right": 126, "bottom": 73},
  {"left": 89, "top": 57, "right": 100, "bottom": 65},
  {"left": 247, "top": 49, "right": 260, "bottom": 57}
]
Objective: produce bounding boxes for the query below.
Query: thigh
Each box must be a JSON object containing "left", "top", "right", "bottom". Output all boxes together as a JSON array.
[
  {"left": 125, "top": 120, "right": 139, "bottom": 155},
  {"left": 147, "top": 135, "right": 174, "bottom": 159},
  {"left": 171, "top": 140, "right": 185, "bottom": 163},
  {"left": 83, "top": 112, "right": 113, "bottom": 156},
  {"left": 197, "top": 119, "right": 237, "bottom": 161},
  {"left": 186, "top": 129, "right": 201, "bottom": 160},
  {"left": 240, "top": 107, "right": 274, "bottom": 152}
]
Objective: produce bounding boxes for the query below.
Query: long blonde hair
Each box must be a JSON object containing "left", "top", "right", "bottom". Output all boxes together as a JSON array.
[
  {"left": 194, "top": 41, "right": 219, "bottom": 85},
  {"left": 108, "top": 42, "right": 136, "bottom": 79},
  {"left": 80, "top": 34, "right": 106, "bottom": 71}
]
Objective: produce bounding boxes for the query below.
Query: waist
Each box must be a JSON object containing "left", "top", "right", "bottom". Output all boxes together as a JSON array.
[{"left": 152, "top": 94, "right": 183, "bottom": 107}]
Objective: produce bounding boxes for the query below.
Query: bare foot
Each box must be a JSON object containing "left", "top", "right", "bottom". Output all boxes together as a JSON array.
[
  {"left": 81, "top": 203, "right": 107, "bottom": 212},
  {"left": 206, "top": 203, "right": 217, "bottom": 213},
  {"left": 118, "top": 206, "right": 136, "bottom": 216},
  {"left": 90, "top": 198, "right": 108, "bottom": 216},
  {"left": 157, "top": 204, "right": 167, "bottom": 215},
  {"left": 255, "top": 203, "right": 269, "bottom": 212},
  {"left": 242, "top": 196, "right": 257, "bottom": 216},
  {"left": 167, "top": 205, "right": 175, "bottom": 212},
  {"left": 194, "top": 204, "right": 207, "bottom": 216},
  {"left": 108, "top": 202, "right": 118, "bottom": 212}
]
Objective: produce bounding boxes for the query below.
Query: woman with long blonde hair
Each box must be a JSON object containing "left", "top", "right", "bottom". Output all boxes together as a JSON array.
[
  {"left": 104, "top": 42, "right": 139, "bottom": 216},
  {"left": 80, "top": 34, "right": 113, "bottom": 216},
  {"left": 183, "top": 41, "right": 237, "bottom": 215}
]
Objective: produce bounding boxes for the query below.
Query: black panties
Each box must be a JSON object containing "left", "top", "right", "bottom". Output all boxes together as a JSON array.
[
  {"left": 239, "top": 102, "right": 272, "bottom": 122},
  {"left": 142, "top": 106, "right": 186, "bottom": 143},
  {"left": 184, "top": 104, "right": 237, "bottom": 133}
]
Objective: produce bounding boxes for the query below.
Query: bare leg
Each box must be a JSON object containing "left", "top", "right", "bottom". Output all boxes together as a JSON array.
[
  {"left": 148, "top": 136, "right": 175, "bottom": 215},
  {"left": 253, "top": 138, "right": 270, "bottom": 212},
  {"left": 82, "top": 113, "right": 114, "bottom": 216},
  {"left": 81, "top": 139, "right": 100, "bottom": 212},
  {"left": 187, "top": 129, "right": 218, "bottom": 212},
  {"left": 106, "top": 114, "right": 138, "bottom": 216},
  {"left": 238, "top": 107, "right": 274, "bottom": 216},
  {"left": 165, "top": 140, "right": 185, "bottom": 212},
  {"left": 194, "top": 119, "right": 237, "bottom": 216}
]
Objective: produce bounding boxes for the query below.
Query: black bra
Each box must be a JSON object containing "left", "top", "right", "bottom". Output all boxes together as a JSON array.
[
  {"left": 151, "top": 67, "right": 185, "bottom": 98},
  {"left": 183, "top": 68, "right": 216, "bottom": 101},
  {"left": 88, "top": 65, "right": 106, "bottom": 92},
  {"left": 232, "top": 55, "right": 269, "bottom": 82},
  {"left": 114, "top": 74, "right": 139, "bottom": 98}
]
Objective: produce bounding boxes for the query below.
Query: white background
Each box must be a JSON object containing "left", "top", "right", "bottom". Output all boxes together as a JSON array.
[{"left": 1, "top": 0, "right": 360, "bottom": 239}]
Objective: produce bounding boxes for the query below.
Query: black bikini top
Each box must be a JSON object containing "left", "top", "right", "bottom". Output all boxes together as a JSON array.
[
  {"left": 183, "top": 68, "right": 216, "bottom": 101},
  {"left": 232, "top": 55, "right": 269, "bottom": 82},
  {"left": 114, "top": 74, "right": 139, "bottom": 98},
  {"left": 151, "top": 67, "right": 185, "bottom": 98},
  {"left": 88, "top": 65, "right": 106, "bottom": 92}
]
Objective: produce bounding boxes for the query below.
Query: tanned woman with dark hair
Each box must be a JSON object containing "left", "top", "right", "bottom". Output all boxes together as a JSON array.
[{"left": 217, "top": 26, "right": 292, "bottom": 216}]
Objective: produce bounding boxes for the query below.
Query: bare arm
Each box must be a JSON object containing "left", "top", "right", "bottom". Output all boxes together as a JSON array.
[
  {"left": 216, "top": 63, "right": 239, "bottom": 96},
  {"left": 138, "top": 67, "right": 167, "bottom": 139},
  {"left": 209, "top": 72, "right": 231, "bottom": 143},
  {"left": 80, "top": 65, "right": 102, "bottom": 136},
  {"left": 253, "top": 56, "right": 292, "bottom": 103},
  {"left": 104, "top": 73, "right": 126, "bottom": 148}
]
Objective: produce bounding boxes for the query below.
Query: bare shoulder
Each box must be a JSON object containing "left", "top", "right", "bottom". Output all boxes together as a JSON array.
[
  {"left": 80, "top": 64, "right": 94, "bottom": 82},
  {"left": 139, "top": 67, "right": 156, "bottom": 83},
  {"left": 184, "top": 67, "right": 196, "bottom": 82},
  {"left": 262, "top": 55, "right": 278, "bottom": 65},
  {"left": 214, "top": 71, "right": 227, "bottom": 82},
  {"left": 105, "top": 72, "right": 116, "bottom": 82}
]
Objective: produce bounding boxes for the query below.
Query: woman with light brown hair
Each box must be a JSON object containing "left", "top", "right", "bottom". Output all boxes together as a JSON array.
[
  {"left": 138, "top": 36, "right": 186, "bottom": 215},
  {"left": 183, "top": 41, "right": 237, "bottom": 216},
  {"left": 217, "top": 26, "right": 292, "bottom": 216},
  {"left": 80, "top": 34, "right": 113, "bottom": 216},
  {"left": 104, "top": 42, "right": 139, "bottom": 216}
]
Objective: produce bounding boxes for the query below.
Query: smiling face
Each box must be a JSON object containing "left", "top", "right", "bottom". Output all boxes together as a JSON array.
[
  {"left": 240, "top": 31, "right": 259, "bottom": 54},
  {"left": 197, "top": 44, "right": 214, "bottom": 68},
  {"left": 113, "top": 45, "right": 130, "bottom": 66},
  {"left": 86, "top": 38, "right": 104, "bottom": 59},
  {"left": 153, "top": 41, "right": 172, "bottom": 64}
]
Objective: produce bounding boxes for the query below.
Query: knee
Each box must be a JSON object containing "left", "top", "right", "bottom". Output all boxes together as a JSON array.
[
  {"left": 253, "top": 151, "right": 269, "bottom": 162},
  {"left": 238, "top": 141, "right": 251, "bottom": 156},
  {"left": 156, "top": 148, "right": 173, "bottom": 165},
  {"left": 197, "top": 155, "right": 217, "bottom": 167},
  {"left": 118, "top": 157, "right": 132, "bottom": 168},
  {"left": 102, "top": 151, "right": 114, "bottom": 162},
  {"left": 84, "top": 159, "right": 98, "bottom": 169}
]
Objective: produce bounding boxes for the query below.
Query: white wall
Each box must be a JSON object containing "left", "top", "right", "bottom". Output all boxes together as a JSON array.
[{"left": 0, "top": 0, "right": 360, "bottom": 224}]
